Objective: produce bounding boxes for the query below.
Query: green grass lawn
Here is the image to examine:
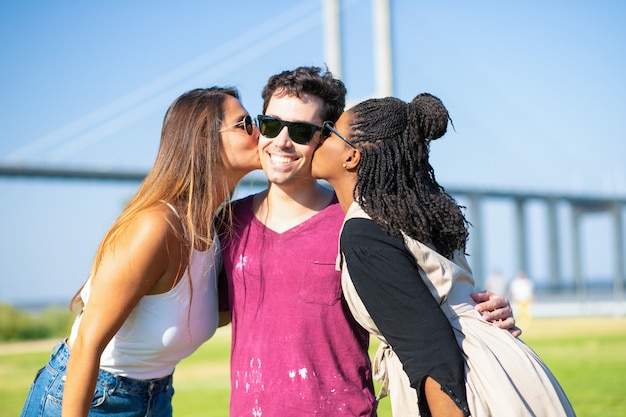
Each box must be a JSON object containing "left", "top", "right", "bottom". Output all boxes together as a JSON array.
[{"left": 2, "top": 317, "right": 625, "bottom": 416}]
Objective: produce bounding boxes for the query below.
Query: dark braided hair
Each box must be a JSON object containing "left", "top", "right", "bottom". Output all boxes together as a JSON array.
[{"left": 351, "top": 93, "right": 469, "bottom": 259}]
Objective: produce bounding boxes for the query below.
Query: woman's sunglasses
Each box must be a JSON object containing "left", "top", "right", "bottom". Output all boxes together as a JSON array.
[
  {"left": 219, "top": 115, "right": 255, "bottom": 135},
  {"left": 257, "top": 115, "right": 325, "bottom": 145},
  {"left": 321, "top": 121, "right": 356, "bottom": 149}
]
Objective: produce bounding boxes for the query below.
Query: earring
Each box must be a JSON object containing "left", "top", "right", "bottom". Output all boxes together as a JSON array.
[{"left": 342, "top": 163, "right": 347, "bottom": 169}]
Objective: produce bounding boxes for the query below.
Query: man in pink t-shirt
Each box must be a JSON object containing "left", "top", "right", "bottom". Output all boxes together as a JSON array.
[
  {"left": 219, "top": 66, "right": 519, "bottom": 416},
  {"left": 221, "top": 193, "right": 374, "bottom": 416}
]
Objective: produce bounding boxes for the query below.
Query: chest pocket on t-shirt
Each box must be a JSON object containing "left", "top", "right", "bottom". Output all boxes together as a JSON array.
[{"left": 298, "top": 260, "right": 342, "bottom": 305}]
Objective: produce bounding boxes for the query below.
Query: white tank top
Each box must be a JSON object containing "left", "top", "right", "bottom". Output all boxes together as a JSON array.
[{"left": 69, "top": 206, "right": 220, "bottom": 379}]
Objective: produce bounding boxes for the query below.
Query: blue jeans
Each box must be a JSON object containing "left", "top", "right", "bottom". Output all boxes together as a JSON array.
[{"left": 20, "top": 340, "right": 174, "bottom": 416}]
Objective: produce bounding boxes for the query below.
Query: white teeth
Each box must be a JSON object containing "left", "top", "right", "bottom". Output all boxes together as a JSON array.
[{"left": 270, "top": 154, "right": 295, "bottom": 164}]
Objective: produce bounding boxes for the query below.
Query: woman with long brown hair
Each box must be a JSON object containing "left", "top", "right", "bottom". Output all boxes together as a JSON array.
[{"left": 21, "top": 87, "right": 260, "bottom": 417}]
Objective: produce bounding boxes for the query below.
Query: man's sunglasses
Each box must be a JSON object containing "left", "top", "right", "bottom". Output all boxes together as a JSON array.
[
  {"left": 257, "top": 115, "right": 326, "bottom": 145},
  {"left": 219, "top": 115, "right": 255, "bottom": 135}
]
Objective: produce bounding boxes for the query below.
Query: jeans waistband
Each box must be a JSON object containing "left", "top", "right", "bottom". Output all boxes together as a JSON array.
[{"left": 51, "top": 340, "right": 173, "bottom": 394}]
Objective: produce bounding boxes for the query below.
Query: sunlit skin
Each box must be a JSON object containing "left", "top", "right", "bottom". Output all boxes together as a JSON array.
[
  {"left": 258, "top": 93, "right": 323, "bottom": 187},
  {"left": 62, "top": 96, "right": 261, "bottom": 417},
  {"left": 253, "top": 92, "right": 335, "bottom": 233},
  {"left": 220, "top": 95, "right": 262, "bottom": 184},
  {"left": 311, "top": 109, "right": 356, "bottom": 213},
  {"left": 312, "top": 109, "right": 521, "bottom": 334}
]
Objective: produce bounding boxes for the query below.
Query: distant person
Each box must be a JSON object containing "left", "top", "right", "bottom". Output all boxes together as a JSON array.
[
  {"left": 510, "top": 270, "right": 535, "bottom": 322},
  {"left": 485, "top": 269, "right": 507, "bottom": 296},
  {"left": 20, "top": 87, "right": 261, "bottom": 417},
  {"left": 311, "top": 93, "right": 576, "bottom": 415},
  {"left": 219, "top": 66, "right": 520, "bottom": 416}
]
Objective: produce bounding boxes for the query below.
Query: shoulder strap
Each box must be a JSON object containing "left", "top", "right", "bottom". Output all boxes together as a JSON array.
[{"left": 162, "top": 201, "right": 189, "bottom": 241}]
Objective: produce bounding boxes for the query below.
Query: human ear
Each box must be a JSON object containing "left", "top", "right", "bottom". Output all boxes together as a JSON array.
[{"left": 344, "top": 148, "right": 361, "bottom": 170}]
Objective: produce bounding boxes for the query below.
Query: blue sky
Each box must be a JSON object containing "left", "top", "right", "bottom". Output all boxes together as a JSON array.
[{"left": 1, "top": 0, "right": 625, "bottom": 304}]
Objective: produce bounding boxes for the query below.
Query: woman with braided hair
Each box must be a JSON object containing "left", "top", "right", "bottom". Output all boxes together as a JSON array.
[{"left": 312, "top": 93, "right": 576, "bottom": 416}]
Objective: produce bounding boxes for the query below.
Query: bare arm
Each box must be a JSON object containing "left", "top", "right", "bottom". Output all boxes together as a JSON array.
[
  {"left": 471, "top": 291, "right": 522, "bottom": 337},
  {"left": 62, "top": 208, "right": 178, "bottom": 417}
]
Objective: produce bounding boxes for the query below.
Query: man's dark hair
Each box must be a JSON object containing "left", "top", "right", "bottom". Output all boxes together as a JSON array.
[{"left": 261, "top": 66, "right": 347, "bottom": 123}]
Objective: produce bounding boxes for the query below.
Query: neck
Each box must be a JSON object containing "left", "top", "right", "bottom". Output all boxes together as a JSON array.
[
  {"left": 253, "top": 179, "right": 335, "bottom": 232},
  {"left": 327, "top": 175, "right": 357, "bottom": 214},
  {"left": 226, "top": 170, "right": 252, "bottom": 194}
]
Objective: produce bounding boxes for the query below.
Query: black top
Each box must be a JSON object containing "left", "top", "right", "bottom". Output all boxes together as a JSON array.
[{"left": 341, "top": 218, "right": 469, "bottom": 416}]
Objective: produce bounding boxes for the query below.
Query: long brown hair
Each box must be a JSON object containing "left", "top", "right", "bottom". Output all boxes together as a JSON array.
[{"left": 70, "top": 87, "right": 240, "bottom": 311}]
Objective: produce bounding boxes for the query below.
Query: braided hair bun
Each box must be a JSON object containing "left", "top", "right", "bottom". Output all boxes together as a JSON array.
[
  {"left": 407, "top": 93, "right": 449, "bottom": 143},
  {"left": 352, "top": 92, "right": 468, "bottom": 258}
]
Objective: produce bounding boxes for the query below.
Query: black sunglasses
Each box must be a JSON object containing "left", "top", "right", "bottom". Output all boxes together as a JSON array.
[
  {"left": 219, "top": 115, "right": 255, "bottom": 135},
  {"left": 321, "top": 121, "right": 356, "bottom": 148},
  {"left": 257, "top": 115, "right": 324, "bottom": 145}
]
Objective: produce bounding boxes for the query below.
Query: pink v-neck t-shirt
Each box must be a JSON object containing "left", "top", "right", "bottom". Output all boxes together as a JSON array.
[{"left": 220, "top": 194, "right": 376, "bottom": 416}]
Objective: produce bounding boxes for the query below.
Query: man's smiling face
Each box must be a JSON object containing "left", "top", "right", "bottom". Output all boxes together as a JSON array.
[{"left": 258, "top": 92, "right": 325, "bottom": 187}]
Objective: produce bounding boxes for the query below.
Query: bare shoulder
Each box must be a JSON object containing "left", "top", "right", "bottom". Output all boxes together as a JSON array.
[{"left": 123, "top": 203, "right": 184, "bottom": 246}]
